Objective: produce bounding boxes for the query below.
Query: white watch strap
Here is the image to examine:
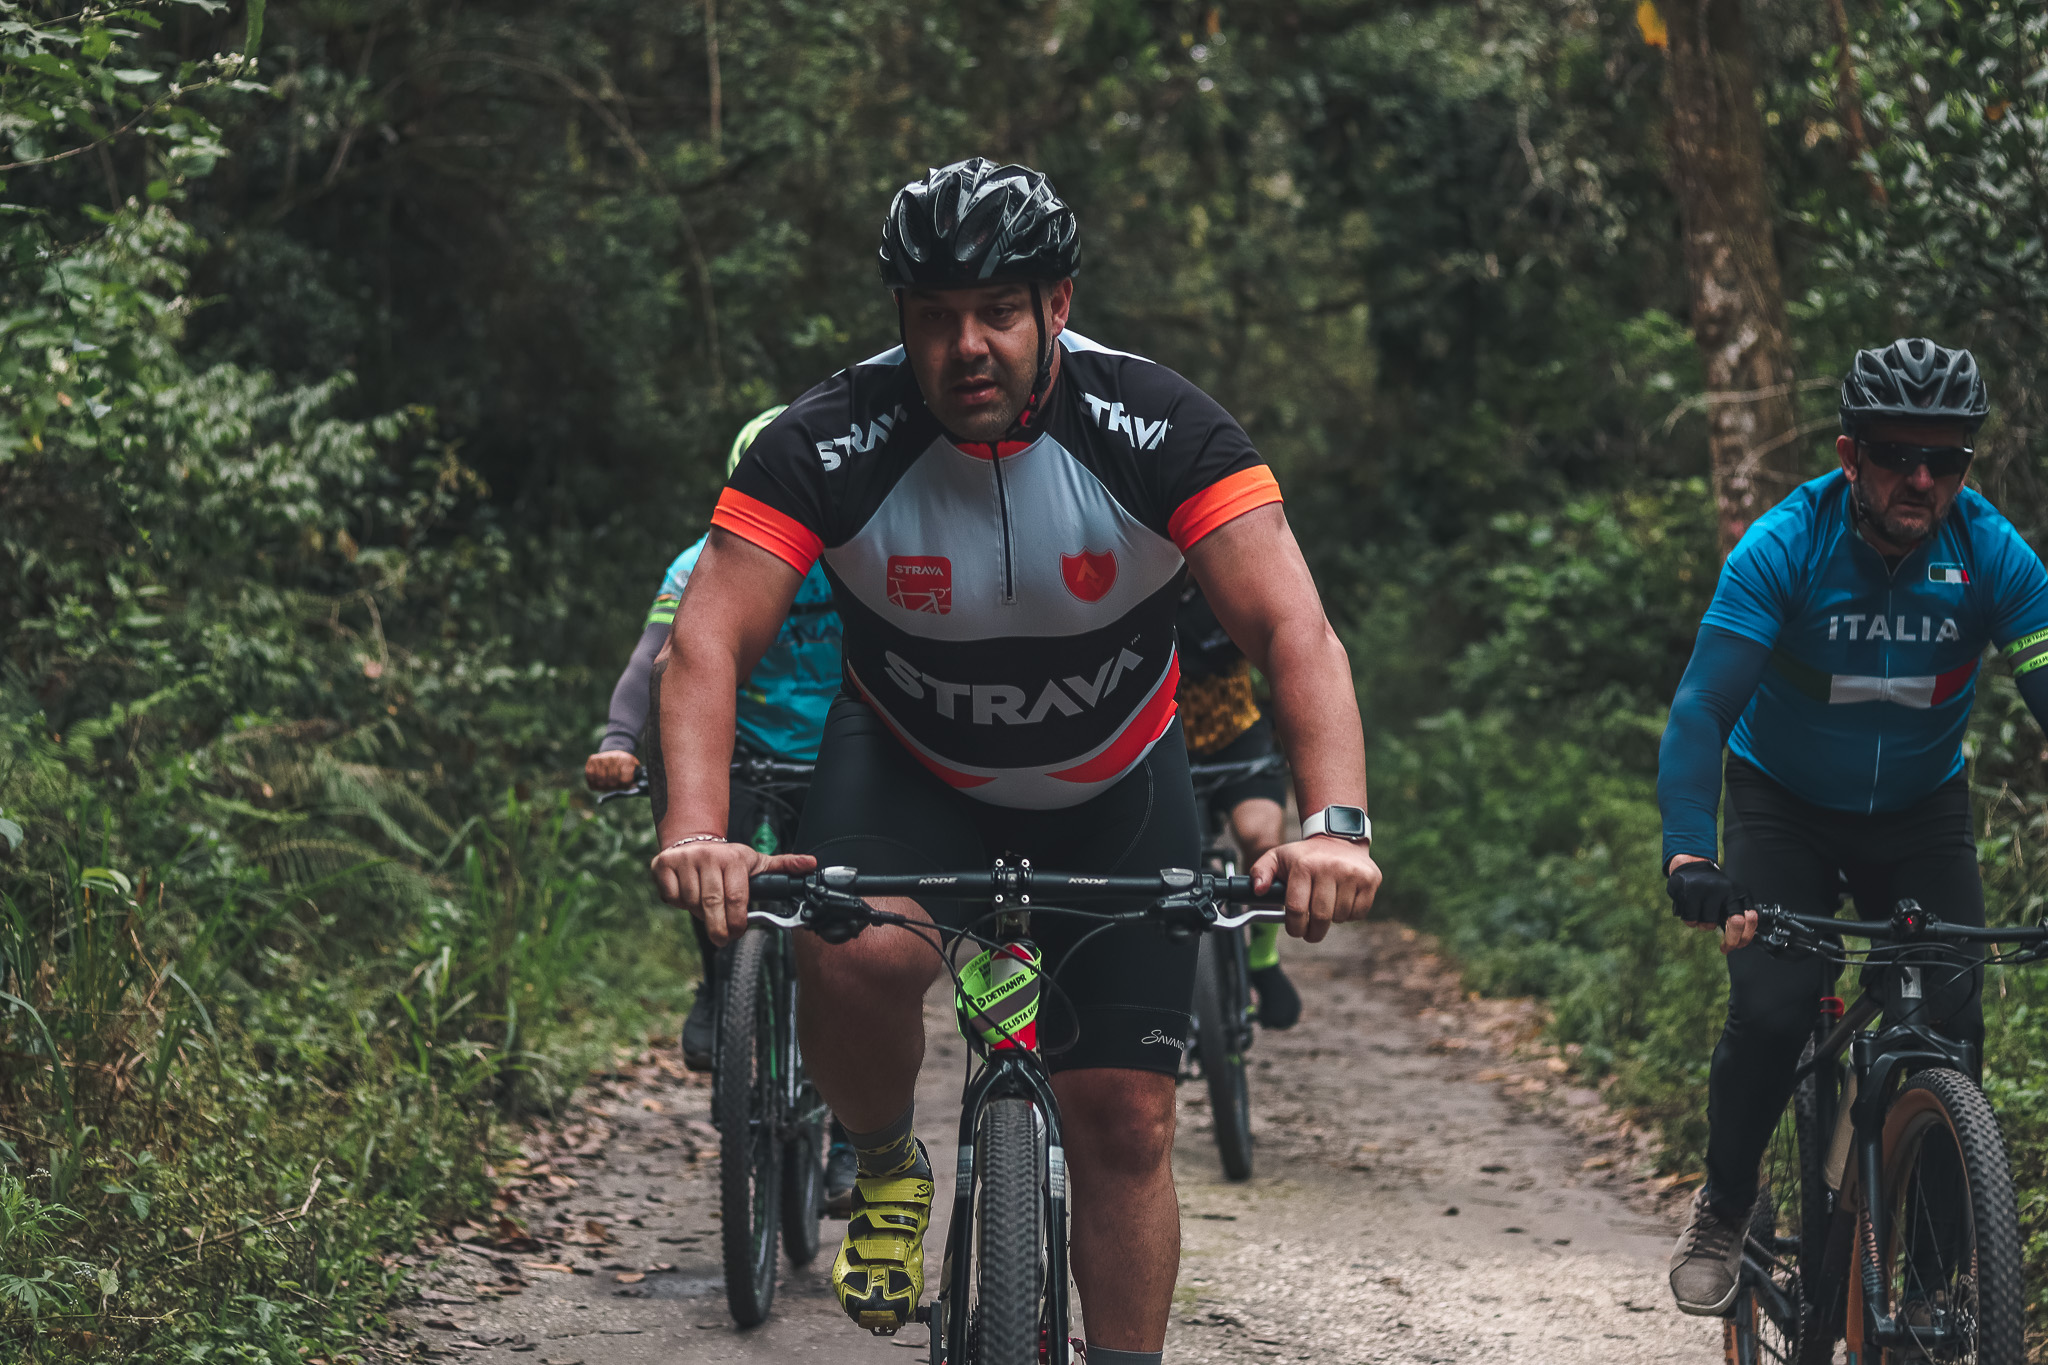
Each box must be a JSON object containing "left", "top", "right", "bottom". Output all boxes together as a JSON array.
[{"left": 1301, "top": 807, "right": 1372, "bottom": 842}]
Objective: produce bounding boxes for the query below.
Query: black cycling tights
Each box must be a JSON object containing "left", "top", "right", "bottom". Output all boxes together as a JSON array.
[{"left": 1706, "top": 757, "right": 1984, "bottom": 1215}]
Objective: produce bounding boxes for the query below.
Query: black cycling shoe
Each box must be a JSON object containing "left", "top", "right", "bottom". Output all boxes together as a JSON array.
[
  {"left": 1250, "top": 964, "right": 1302, "bottom": 1030},
  {"left": 681, "top": 986, "right": 716, "bottom": 1071},
  {"left": 824, "top": 1132, "right": 858, "bottom": 1218}
]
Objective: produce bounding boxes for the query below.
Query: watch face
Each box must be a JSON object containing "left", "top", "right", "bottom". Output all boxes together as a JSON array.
[{"left": 1325, "top": 806, "right": 1367, "bottom": 839}]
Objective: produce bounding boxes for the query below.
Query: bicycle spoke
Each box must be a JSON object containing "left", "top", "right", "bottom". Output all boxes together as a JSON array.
[{"left": 1888, "top": 1116, "right": 1979, "bottom": 1363}]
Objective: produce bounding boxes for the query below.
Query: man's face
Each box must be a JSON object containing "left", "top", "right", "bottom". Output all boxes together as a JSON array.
[
  {"left": 900, "top": 279, "right": 1073, "bottom": 442},
  {"left": 1836, "top": 418, "right": 1973, "bottom": 549}
]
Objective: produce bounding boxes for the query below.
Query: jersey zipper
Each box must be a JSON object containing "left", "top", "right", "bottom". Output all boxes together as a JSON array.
[{"left": 989, "top": 443, "right": 1017, "bottom": 604}]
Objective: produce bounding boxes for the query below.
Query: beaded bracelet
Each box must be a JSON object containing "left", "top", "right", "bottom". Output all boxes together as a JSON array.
[{"left": 659, "top": 834, "right": 728, "bottom": 854}]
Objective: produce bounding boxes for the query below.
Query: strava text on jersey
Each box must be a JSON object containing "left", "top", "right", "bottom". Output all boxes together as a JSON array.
[{"left": 710, "top": 332, "right": 1282, "bottom": 810}]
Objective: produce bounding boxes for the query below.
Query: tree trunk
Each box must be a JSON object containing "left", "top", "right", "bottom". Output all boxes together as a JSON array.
[{"left": 1659, "top": 0, "right": 1803, "bottom": 553}]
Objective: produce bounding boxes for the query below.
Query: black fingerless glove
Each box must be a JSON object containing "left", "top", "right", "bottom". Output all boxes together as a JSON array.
[{"left": 1666, "top": 858, "right": 1749, "bottom": 927}]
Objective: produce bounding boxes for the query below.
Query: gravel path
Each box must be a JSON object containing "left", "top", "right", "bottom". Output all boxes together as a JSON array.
[{"left": 396, "top": 923, "right": 1720, "bottom": 1364}]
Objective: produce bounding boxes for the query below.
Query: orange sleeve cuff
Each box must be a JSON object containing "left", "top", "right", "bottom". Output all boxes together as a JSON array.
[
  {"left": 1167, "top": 466, "right": 1283, "bottom": 551},
  {"left": 710, "top": 487, "right": 824, "bottom": 575}
]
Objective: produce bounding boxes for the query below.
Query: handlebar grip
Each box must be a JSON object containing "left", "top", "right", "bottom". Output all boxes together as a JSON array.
[
  {"left": 1221, "top": 875, "right": 1286, "bottom": 904},
  {"left": 749, "top": 873, "right": 805, "bottom": 900}
]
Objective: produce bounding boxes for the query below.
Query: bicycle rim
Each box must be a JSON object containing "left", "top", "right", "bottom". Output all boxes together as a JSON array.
[
  {"left": 1877, "top": 1069, "right": 2024, "bottom": 1365},
  {"left": 716, "top": 932, "right": 782, "bottom": 1325},
  {"left": 967, "top": 1097, "right": 1047, "bottom": 1365}
]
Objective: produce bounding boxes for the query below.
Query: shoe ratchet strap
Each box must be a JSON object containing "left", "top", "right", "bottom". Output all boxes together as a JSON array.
[{"left": 957, "top": 942, "right": 1042, "bottom": 1050}]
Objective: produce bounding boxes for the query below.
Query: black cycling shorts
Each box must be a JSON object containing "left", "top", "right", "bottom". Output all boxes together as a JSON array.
[
  {"left": 1193, "top": 715, "right": 1288, "bottom": 820},
  {"left": 796, "top": 696, "right": 1202, "bottom": 1076}
]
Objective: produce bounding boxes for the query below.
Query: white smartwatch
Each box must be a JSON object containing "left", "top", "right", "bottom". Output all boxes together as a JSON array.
[{"left": 1301, "top": 805, "right": 1372, "bottom": 844}]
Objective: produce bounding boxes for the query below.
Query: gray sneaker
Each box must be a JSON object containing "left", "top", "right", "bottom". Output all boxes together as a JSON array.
[{"left": 1669, "top": 1187, "right": 1749, "bottom": 1316}]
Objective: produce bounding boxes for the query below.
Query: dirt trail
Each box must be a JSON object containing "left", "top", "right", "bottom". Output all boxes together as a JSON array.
[{"left": 395, "top": 924, "right": 1719, "bottom": 1364}]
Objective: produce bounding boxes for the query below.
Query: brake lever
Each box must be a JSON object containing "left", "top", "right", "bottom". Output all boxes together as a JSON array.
[
  {"left": 594, "top": 781, "right": 650, "bottom": 806},
  {"left": 1149, "top": 890, "right": 1216, "bottom": 942}
]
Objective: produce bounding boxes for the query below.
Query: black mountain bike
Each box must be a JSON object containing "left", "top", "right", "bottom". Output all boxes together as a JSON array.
[
  {"left": 1184, "top": 753, "right": 1288, "bottom": 1181},
  {"left": 1726, "top": 899, "right": 2048, "bottom": 1365},
  {"left": 598, "top": 757, "right": 827, "bottom": 1326},
  {"left": 744, "top": 861, "right": 1286, "bottom": 1365}
]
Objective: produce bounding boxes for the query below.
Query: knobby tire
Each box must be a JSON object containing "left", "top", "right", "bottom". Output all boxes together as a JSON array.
[
  {"left": 1194, "top": 930, "right": 1254, "bottom": 1181},
  {"left": 970, "top": 1097, "right": 1045, "bottom": 1365},
  {"left": 1876, "top": 1068, "right": 2024, "bottom": 1365},
  {"left": 717, "top": 932, "right": 782, "bottom": 1326}
]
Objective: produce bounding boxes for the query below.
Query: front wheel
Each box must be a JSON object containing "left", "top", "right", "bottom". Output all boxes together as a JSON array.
[
  {"left": 716, "top": 931, "right": 783, "bottom": 1326},
  {"left": 1875, "top": 1068, "right": 2024, "bottom": 1365},
  {"left": 1193, "top": 930, "right": 1254, "bottom": 1181},
  {"left": 967, "top": 1097, "right": 1046, "bottom": 1365}
]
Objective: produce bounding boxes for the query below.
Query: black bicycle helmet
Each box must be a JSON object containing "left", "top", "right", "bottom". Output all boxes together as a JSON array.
[
  {"left": 1839, "top": 338, "right": 1990, "bottom": 435},
  {"left": 878, "top": 158, "right": 1079, "bottom": 290}
]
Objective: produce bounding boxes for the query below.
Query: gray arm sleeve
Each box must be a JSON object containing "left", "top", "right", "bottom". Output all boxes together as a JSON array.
[{"left": 599, "top": 624, "right": 671, "bottom": 753}]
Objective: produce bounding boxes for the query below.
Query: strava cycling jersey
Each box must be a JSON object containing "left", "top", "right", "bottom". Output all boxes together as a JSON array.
[
  {"left": 1175, "top": 581, "right": 1264, "bottom": 757},
  {"left": 1703, "top": 469, "right": 2048, "bottom": 813},
  {"left": 648, "top": 535, "right": 843, "bottom": 761},
  {"left": 713, "top": 331, "right": 1282, "bottom": 810}
]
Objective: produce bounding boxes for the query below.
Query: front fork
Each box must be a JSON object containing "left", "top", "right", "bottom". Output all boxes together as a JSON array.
[{"left": 928, "top": 1056, "right": 1071, "bottom": 1365}]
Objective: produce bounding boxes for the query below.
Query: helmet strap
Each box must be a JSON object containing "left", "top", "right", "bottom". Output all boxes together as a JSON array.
[{"left": 1010, "top": 282, "right": 1052, "bottom": 438}]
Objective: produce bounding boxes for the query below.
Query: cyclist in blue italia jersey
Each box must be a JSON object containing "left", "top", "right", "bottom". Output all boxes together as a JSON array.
[
  {"left": 1657, "top": 339, "right": 2048, "bottom": 1316},
  {"left": 585, "top": 407, "right": 858, "bottom": 1205}
]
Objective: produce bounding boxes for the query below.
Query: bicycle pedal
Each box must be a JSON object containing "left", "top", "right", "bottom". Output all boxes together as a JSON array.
[{"left": 915, "top": 1303, "right": 933, "bottom": 1325}]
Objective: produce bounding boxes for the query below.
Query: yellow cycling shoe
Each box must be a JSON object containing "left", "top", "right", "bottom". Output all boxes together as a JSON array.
[{"left": 831, "top": 1140, "right": 933, "bottom": 1334}]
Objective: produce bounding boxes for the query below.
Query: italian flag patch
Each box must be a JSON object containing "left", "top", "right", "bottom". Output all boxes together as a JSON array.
[{"left": 1929, "top": 563, "right": 1969, "bottom": 585}]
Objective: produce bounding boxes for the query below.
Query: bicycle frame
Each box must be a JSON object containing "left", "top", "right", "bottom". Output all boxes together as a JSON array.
[
  {"left": 744, "top": 864, "right": 1285, "bottom": 1362},
  {"left": 1792, "top": 986, "right": 1976, "bottom": 1355},
  {"left": 1754, "top": 903, "right": 2020, "bottom": 1359}
]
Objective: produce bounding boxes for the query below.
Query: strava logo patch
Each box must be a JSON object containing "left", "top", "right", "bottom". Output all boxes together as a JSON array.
[
  {"left": 1060, "top": 549, "right": 1118, "bottom": 603},
  {"left": 886, "top": 556, "right": 952, "bottom": 614}
]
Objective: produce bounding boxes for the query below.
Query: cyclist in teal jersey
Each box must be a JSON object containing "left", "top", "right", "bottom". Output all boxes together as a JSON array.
[
  {"left": 585, "top": 406, "right": 857, "bottom": 1206},
  {"left": 1656, "top": 340, "right": 2048, "bottom": 1315}
]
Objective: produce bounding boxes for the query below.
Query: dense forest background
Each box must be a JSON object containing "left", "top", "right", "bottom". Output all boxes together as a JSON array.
[{"left": 3, "top": 0, "right": 2046, "bottom": 1357}]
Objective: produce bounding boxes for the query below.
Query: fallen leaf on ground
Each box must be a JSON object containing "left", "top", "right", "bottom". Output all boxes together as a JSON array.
[
  {"left": 520, "top": 1262, "right": 575, "bottom": 1274},
  {"left": 613, "top": 1271, "right": 645, "bottom": 1283}
]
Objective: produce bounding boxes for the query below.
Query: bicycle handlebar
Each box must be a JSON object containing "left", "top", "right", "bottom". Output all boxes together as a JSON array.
[
  {"left": 742, "top": 865, "right": 1289, "bottom": 939},
  {"left": 1757, "top": 901, "right": 2048, "bottom": 950},
  {"left": 593, "top": 757, "right": 815, "bottom": 805}
]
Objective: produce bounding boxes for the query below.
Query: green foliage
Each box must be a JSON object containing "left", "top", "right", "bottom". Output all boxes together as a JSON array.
[
  {"left": 1, "top": 6, "right": 695, "bottom": 1359},
  {"left": 4, "top": 0, "right": 2048, "bottom": 1354}
]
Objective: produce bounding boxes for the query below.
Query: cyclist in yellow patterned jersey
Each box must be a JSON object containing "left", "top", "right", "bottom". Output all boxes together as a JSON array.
[{"left": 1176, "top": 581, "right": 1300, "bottom": 1028}]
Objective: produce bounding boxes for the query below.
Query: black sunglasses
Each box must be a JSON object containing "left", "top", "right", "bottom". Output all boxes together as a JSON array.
[{"left": 1859, "top": 440, "right": 1974, "bottom": 479}]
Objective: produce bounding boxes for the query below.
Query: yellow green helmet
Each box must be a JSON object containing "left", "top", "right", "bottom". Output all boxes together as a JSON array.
[{"left": 727, "top": 405, "right": 788, "bottom": 476}]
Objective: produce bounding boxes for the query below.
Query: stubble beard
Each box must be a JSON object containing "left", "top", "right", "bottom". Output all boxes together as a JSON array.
[
  {"left": 930, "top": 360, "right": 1028, "bottom": 443},
  {"left": 1853, "top": 475, "right": 1948, "bottom": 549}
]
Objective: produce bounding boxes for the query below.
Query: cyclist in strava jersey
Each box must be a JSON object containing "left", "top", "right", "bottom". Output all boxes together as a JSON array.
[
  {"left": 583, "top": 407, "right": 858, "bottom": 1204},
  {"left": 1657, "top": 338, "right": 2048, "bottom": 1316},
  {"left": 647, "top": 159, "right": 1380, "bottom": 1365},
  {"left": 1177, "top": 580, "right": 1300, "bottom": 1027}
]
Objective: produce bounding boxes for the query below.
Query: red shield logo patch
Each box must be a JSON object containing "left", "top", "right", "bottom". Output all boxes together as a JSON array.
[
  {"left": 1060, "top": 549, "right": 1118, "bottom": 603},
  {"left": 886, "top": 556, "right": 952, "bottom": 614}
]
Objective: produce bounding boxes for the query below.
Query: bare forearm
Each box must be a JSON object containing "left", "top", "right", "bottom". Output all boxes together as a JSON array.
[
  {"left": 1260, "top": 620, "right": 1368, "bottom": 815},
  {"left": 654, "top": 634, "right": 740, "bottom": 845}
]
